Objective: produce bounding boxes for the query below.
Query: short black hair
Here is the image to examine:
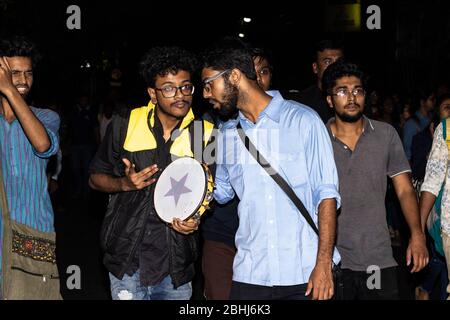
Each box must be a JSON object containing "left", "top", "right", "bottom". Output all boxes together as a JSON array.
[
  {"left": 140, "top": 46, "right": 198, "bottom": 88},
  {"left": 202, "top": 37, "right": 257, "bottom": 81},
  {"left": 251, "top": 47, "right": 273, "bottom": 68},
  {"left": 322, "top": 60, "right": 367, "bottom": 95},
  {"left": 313, "top": 39, "right": 345, "bottom": 61},
  {"left": 0, "top": 35, "right": 41, "bottom": 66}
]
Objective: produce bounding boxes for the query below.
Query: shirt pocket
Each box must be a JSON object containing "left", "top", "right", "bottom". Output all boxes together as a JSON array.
[{"left": 277, "top": 151, "right": 308, "bottom": 188}]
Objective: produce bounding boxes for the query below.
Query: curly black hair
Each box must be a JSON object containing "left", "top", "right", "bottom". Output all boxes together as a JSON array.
[
  {"left": 321, "top": 60, "right": 367, "bottom": 95},
  {"left": 202, "top": 37, "right": 257, "bottom": 81},
  {"left": 140, "top": 46, "right": 198, "bottom": 88},
  {"left": 0, "top": 35, "right": 41, "bottom": 66}
]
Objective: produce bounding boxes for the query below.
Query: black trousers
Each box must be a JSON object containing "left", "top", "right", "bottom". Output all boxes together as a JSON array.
[
  {"left": 342, "top": 266, "right": 399, "bottom": 300},
  {"left": 230, "top": 281, "right": 310, "bottom": 300}
]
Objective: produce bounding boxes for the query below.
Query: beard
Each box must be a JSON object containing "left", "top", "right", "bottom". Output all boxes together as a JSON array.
[
  {"left": 15, "top": 85, "right": 30, "bottom": 98},
  {"left": 335, "top": 103, "right": 363, "bottom": 123},
  {"left": 216, "top": 79, "right": 239, "bottom": 118}
]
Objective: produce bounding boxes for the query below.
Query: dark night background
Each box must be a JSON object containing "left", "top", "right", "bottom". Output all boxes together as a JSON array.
[
  {"left": 1, "top": 0, "right": 450, "bottom": 108},
  {"left": 1, "top": 0, "right": 450, "bottom": 300}
]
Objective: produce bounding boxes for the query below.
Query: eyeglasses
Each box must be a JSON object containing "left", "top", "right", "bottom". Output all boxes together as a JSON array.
[
  {"left": 155, "top": 84, "right": 195, "bottom": 98},
  {"left": 203, "top": 69, "right": 230, "bottom": 93},
  {"left": 332, "top": 88, "right": 366, "bottom": 99}
]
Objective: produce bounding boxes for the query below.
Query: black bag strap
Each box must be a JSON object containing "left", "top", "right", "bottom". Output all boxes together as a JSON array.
[{"left": 236, "top": 122, "right": 320, "bottom": 236}]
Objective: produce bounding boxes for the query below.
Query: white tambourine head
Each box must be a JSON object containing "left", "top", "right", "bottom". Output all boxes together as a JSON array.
[{"left": 154, "top": 157, "right": 206, "bottom": 223}]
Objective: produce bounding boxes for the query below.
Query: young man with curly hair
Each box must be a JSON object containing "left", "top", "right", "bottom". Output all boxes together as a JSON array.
[{"left": 89, "top": 46, "right": 214, "bottom": 300}]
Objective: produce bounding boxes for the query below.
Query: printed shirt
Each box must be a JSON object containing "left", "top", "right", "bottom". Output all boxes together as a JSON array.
[{"left": 421, "top": 123, "right": 450, "bottom": 236}]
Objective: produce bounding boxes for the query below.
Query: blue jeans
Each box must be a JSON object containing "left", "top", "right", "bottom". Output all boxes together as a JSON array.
[{"left": 109, "top": 271, "right": 192, "bottom": 300}]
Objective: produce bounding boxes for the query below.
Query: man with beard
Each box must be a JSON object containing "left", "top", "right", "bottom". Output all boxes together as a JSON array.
[
  {"left": 201, "top": 45, "right": 274, "bottom": 300},
  {"left": 322, "top": 60, "right": 428, "bottom": 299},
  {"left": 89, "top": 47, "right": 214, "bottom": 300},
  {"left": 201, "top": 39, "right": 341, "bottom": 300},
  {"left": 0, "top": 36, "right": 61, "bottom": 299}
]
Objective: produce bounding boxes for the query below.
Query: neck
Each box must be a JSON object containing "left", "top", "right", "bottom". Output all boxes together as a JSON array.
[
  {"left": 238, "top": 86, "right": 272, "bottom": 123},
  {"left": 332, "top": 116, "right": 364, "bottom": 136},
  {"left": 155, "top": 105, "right": 182, "bottom": 139}
]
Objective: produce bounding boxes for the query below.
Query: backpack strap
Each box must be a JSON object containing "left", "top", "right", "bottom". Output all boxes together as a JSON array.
[{"left": 0, "top": 161, "right": 12, "bottom": 299}]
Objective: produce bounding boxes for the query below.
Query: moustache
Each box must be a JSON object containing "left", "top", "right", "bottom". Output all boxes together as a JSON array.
[
  {"left": 345, "top": 103, "right": 361, "bottom": 108},
  {"left": 170, "top": 101, "right": 189, "bottom": 107}
]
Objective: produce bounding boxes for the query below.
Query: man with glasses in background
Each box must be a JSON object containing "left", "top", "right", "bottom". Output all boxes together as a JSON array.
[
  {"left": 323, "top": 60, "right": 428, "bottom": 299},
  {"left": 89, "top": 46, "right": 214, "bottom": 300}
]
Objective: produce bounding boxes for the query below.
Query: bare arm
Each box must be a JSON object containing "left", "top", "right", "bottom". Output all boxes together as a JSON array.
[
  {"left": 306, "top": 198, "right": 336, "bottom": 300},
  {"left": 392, "top": 173, "right": 429, "bottom": 272},
  {"left": 419, "top": 191, "right": 437, "bottom": 232},
  {"left": 0, "top": 57, "right": 50, "bottom": 153}
]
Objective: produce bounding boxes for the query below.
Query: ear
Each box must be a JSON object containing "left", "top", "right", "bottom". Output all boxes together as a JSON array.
[
  {"left": 148, "top": 88, "right": 157, "bottom": 104},
  {"left": 230, "top": 68, "right": 241, "bottom": 86},
  {"left": 312, "top": 62, "right": 319, "bottom": 75},
  {"left": 326, "top": 95, "right": 334, "bottom": 109}
]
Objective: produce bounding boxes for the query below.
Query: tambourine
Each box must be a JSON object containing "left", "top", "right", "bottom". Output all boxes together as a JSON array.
[{"left": 153, "top": 157, "right": 214, "bottom": 224}]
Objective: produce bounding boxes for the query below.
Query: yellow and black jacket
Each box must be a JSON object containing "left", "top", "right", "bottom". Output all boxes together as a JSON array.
[{"left": 90, "top": 101, "right": 214, "bottom": 287}]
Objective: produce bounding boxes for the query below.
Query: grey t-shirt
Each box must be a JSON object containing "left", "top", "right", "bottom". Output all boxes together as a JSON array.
[{"left": 326, "top": 117, "right": 411, "bottom": 271}]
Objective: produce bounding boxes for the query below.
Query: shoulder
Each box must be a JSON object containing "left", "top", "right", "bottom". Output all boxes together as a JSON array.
[
  {"left": 434, "top": 122, "right": 444, "bottom": 140},
  {"left": 368, "top": 118, "right": 394, "bottom": 130},
  {"left": 30, "top": 107, "right": 60, "bottom": 130},
  {"left": 404, "top": 117, "right": 420, "bottom": 129},
  {"left": 279, "top": 98, "right": 323, "bottom": 127},
  {"left": 31, "top": 106, "right": 60, "bottom": 121},
  {"left": 368, "top": 119, "right": 401, "bottom": 141}
]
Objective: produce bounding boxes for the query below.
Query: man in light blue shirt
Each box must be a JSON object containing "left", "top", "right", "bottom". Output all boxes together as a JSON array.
[{"left": 201, "top": 39, "right": 341, "bottom": 300}]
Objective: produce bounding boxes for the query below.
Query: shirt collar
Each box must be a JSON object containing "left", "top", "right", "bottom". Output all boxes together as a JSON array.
[
  {"left": 238, "top": 90, "right": 283, "bottom": 124},
  {"left": 326, "top": 115, "right": 375, "bottom": 139}
]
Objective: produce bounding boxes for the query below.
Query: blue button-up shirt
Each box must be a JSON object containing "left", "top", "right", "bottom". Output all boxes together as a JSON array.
[{"left": 214, "top": 91, "right": 340, "bottom": 286}]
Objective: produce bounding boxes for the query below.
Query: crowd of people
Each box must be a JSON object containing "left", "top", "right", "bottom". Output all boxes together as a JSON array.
[{"left": 0, "top": 35, "right": 449, "bottom": 301}]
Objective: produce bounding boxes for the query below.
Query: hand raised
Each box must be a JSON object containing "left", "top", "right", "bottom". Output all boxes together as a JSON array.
[
  {"left": 0, "top": 57, "right": 14, "bottom": 93},
  {"left": 121, "top": 158, "right": 159, "bottom": 191}
]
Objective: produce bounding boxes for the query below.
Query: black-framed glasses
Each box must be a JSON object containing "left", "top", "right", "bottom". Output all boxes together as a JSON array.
[
  {"left": 155, "top": 84, "right": 195, "bottom": 98},
  {"left": 203, "top": 69, "right": 230, "bottom": 93},
  {"left": 332, "top": 88, "right": 365, "bottom": 98}
]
